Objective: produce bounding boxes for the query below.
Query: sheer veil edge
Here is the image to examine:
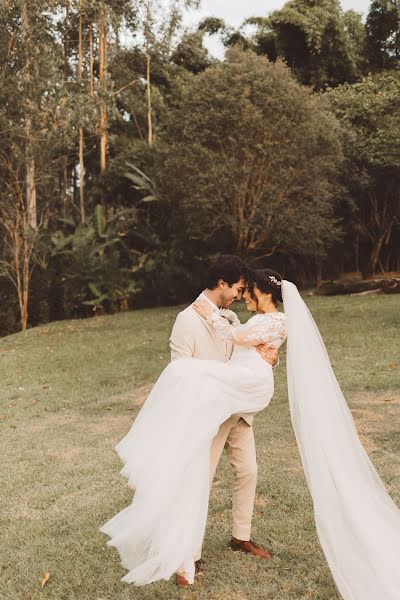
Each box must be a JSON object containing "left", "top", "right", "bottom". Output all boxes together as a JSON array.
[{"left": 282, "top": 280, "right": 400, "bottom": 600}]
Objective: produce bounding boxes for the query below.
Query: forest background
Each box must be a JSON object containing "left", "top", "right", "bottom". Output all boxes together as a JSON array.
[{"left": 1, "top": 0, "right": 399, "bottom": 336}]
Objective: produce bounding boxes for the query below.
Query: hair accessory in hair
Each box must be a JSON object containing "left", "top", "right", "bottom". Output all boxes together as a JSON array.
[{"left": 269, "top": 275, "right": 282, "bottom": 286}]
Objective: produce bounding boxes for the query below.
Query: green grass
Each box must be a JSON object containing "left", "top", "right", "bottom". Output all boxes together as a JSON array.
[{"left": 0, "top": 294, "right": 399, "bottom": 600}]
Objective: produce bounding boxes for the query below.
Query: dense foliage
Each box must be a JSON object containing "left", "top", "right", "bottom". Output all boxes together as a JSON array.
[{"left": 0, "top": 0, "right": 399, "bottom": 335}]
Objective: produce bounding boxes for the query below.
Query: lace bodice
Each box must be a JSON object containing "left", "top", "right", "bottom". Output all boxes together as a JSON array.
[{"left": 207, "top": 311, "right": 287, "bottom": 350}]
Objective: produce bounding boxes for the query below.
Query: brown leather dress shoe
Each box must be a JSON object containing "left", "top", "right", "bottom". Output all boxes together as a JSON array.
[{"left": 230, "top": 537, "right": 272, "bottom": 559}]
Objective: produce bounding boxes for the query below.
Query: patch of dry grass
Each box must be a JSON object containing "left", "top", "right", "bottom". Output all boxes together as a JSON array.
[{"left": 0, "top": 294, "right": 399, "bottom": 599}]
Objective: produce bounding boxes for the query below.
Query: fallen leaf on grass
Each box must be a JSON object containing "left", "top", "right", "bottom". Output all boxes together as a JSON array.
[
  {"left": 255, "top": 495, "right": 269, "bottom": 507},
  {"left": 40, "top": 572, "right": 50, "bottom": 588}
]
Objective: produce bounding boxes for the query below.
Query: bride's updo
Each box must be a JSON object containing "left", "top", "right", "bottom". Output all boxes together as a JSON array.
[{"left": 248, "top": 268, "right": 283, "bottom": 307}]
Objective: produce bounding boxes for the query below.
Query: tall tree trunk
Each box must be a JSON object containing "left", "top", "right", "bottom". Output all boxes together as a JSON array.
[
  {"left": 12, "top": 192, "right": 31, "bottom": 331},
  {"left": 21, "top": 222, "right": 30, "bottom": 331},
  {"left": 73, "top": 165, "right": 77, "bottom": 205},
  {"left": 145, "top": 3, "right": 153, "bottom": 146},
  {"left": 25, "top": 133, "right": 37, "bottom": 229},
  {"left": 369, "top": 233, "right": 385, "bottom": 275},
  {"left": 21, "top": 2, "right": 37, "bottom": 230},
  {"left": 146, "top": 48, "right": 153, "bottom": 146},
  {"left": 78, "top": 2, "right": 85, "bottom": 223},
  {"left": 64, "top": 0, "right": 70, "bottom": 75},
  {"left": 89, "top": 22, "right": 94, "bottom": 97},
  {"left": 99, "top": 2, "right": 107, "bottom": 173},
  {"left": 79, "top": 128, "right": 85, "bottom": 222}
]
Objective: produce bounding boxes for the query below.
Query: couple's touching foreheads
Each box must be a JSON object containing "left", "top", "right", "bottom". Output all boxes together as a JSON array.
[{"left": 100, "top": 255, "right": 400, "bottom": 600}]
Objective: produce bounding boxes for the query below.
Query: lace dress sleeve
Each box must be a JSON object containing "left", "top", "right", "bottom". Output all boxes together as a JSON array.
[{"left": 207, "top": 312, "right": 287, "bottom": 348}]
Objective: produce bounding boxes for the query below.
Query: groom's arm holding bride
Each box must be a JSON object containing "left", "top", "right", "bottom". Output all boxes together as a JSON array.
[
  {"left": 169, "top": 300, "right": 280, "bottom": 365},
  {"left": 193, "top": 300, "right": 286, "bottom": 352}
]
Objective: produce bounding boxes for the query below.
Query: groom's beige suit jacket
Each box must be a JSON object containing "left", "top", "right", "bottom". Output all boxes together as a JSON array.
[{"left": 169, "top": 300, "right": 253, "bottom": 425}]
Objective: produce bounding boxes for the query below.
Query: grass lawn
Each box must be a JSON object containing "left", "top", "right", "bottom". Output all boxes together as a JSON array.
[{"left": 1, "top": 294, "right": 399, "bottom": 600}]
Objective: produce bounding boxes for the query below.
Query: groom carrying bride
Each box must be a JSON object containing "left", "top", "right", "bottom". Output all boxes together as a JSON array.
[
  {"left": 170, "top": 255, "right": 279, "bottom": 587},
  {"left": 101, "top": 258, "right": 400, "bottom": 599}
]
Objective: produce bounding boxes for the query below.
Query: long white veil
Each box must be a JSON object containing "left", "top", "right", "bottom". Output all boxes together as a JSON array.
[{"left": 282, "top": 280, "right": 400, "bottom": 600}]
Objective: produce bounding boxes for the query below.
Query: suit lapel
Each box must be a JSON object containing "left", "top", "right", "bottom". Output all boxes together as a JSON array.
[{"left": 189, "top": 305, "right": 227, "bottom": 356}]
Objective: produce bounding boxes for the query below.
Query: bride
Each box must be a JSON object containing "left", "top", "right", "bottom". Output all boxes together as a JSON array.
[{"left": 100, "top": 270, "right": 400, "bottom": 600}]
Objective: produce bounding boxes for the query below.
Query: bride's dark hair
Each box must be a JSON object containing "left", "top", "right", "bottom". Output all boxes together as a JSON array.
[{"left": 248, "top": 269, "right": 283, "bottom": 307}]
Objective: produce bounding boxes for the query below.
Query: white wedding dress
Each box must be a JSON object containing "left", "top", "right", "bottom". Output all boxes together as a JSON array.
[
  {"left": 100, "top": 310, "right": 287, "bottom": 585},
  {"left": 101, "top": 281, "right": 400, "bottom": 599}
]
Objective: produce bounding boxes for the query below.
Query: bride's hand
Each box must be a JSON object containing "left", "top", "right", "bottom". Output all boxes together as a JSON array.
[{"left": 193, "top": 300, "right": 214, "bottom": 319}]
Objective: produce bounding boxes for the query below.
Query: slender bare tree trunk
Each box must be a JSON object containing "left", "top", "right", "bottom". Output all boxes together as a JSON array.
[
  {"left": 21, "top": 210, "right": 30, "bottom": 330},
  {"left": 89, "top": 22, "right": 94, "bottom": 97},
  {"left": 146, "top": 49, "right": 153, "bottom": 146},
  {"left": 64, "top": 1, "right": 70, "bottom": 75},
  {"left": 78, "top": 1, "right": 85, "bottom": 223},
  {"left": 99, "top": 2, "right": 107, "bottom": 173},
  {"left": 72, "top": 164, "right": 77, "bottom": 204},
  {"left": 0, "top": 174, "right": 35, "bottom": 332},
  {"left": 145, "top": 2, "right": 153, "bottom": 146},
  {"left": 370, "top": 233, "right": 386, "bottom": 275},
  {"left": 21, "top": 2, "right": 37, "bottom": 230},
  {"left": 61, "top": 2, "right": 71, "bottom": 220},
  {"left": 25, "top": 135, "right": 37, "bottom": 229}
]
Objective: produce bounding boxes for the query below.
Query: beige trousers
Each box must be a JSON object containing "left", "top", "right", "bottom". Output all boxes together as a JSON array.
[{"left": 193, "top": 415, "right": 257, "bottom": 561}]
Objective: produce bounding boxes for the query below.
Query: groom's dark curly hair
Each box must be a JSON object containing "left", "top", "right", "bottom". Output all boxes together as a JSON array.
[{"left": 204, "top": 255, "right": 249, "bottom": 290}]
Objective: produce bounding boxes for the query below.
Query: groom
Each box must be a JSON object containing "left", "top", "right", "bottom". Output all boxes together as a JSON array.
[{"left": 170, "top": 255, "right": 278, "bottom": 586}]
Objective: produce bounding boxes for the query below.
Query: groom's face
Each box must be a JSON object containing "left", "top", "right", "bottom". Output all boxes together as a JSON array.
[{"left": 218, "top": 277, "right": 246, "bottom": 308}]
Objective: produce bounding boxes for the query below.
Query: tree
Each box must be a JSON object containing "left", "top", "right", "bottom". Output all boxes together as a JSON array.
[
  {"left": 139, "top": 0, "right": 200, "bottom": 145},
  {"left": 78, "top": 0, "right": 86, "bottom": 221},
  {"left": 365, "top": 0, "right": 400, "bottom": 71},
  {"left": 0, "top": 149, "right": 46, "bottom": 331},
  {"left": 343, "top": 10, "right": 368, "bottom": 75},
  {"left": 21, "top": 1, "right": 37, "bottom": 229},
  {"left": 264, "top": 0, "right": 363, "bottom": 89},
  {"left": 0, "top": 0, "right": 68, "bottom": 329},
  {"left": 171, "top": 31, "right": 210, "bottom": 73},
  {"left": 98, "top": 0, "right": 108, "bottom": 169},
  {"left": 326, "top": 73, "right": 400, "bottom": 275},
  {"left": 157, "top": 49, "right": 343, "bottom": 263}
]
